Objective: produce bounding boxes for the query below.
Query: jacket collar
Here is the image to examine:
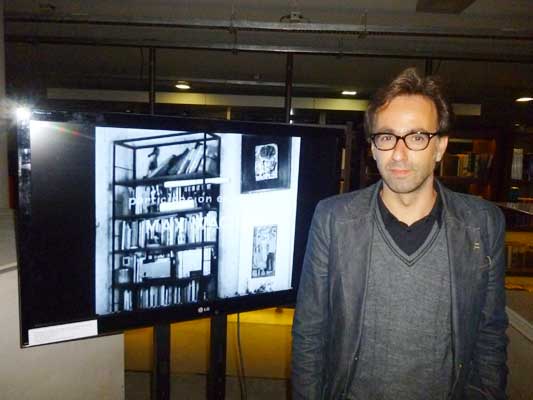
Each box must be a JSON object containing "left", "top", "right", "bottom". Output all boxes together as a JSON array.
[{"left": 352, "top": 178, "right": 475, "bottom": 229}]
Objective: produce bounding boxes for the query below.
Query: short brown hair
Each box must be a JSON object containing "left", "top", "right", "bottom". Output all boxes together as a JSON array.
[{"left": 364, "top": 67, "right": 453, "bottom": 139}]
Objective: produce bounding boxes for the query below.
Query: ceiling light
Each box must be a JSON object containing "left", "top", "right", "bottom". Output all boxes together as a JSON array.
[
  {"left": 342, "top": 90, "right": 357, "bottom": 96},
  {"left": 175, "top": 81, "right": 191, "bottom": 90},
  {"left": 515, "top": 97, "right": 533, "bottom": 102}
]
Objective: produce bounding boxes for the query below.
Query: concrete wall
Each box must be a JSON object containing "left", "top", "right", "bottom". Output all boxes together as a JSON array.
[
  {"left": 0, "top": 0, "right": 9, "bottom": 209},
  {"left": 1, "top": 210, "right": 125, "bottom": 400},
  {"left": 507, "top": 324, "right": 533, "bottom": 400}
]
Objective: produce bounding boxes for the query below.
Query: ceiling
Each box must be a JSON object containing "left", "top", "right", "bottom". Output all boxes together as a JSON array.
[{"left": 3, "top": 0, "right": 533, "bottom": 112}]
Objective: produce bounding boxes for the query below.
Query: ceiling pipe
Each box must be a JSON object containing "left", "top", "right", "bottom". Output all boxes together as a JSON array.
[
  {"left": 5, "top": 13, "right": 533, "bottom": 41},
  {"left": 5, "top": 34, "right": 533, "bottom": 64}
]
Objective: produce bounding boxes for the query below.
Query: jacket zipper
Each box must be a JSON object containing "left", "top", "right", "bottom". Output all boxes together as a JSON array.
[
  {"left": 340, "top": 223, "right": 374, "bottom": 399},
  {"left": 449, "top": 362, "right": 463, "bottom": 399},
  {"left": 446, "top": 216, "right": 463, "bottom": 400}
]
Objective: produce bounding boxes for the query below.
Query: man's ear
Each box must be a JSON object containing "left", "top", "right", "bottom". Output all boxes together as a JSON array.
[
  {"left": 435, "top": 135, "right": 449, "bottom": 162},
  {"left": 370, "top": 143, "right": 377, "bottom": 161}
]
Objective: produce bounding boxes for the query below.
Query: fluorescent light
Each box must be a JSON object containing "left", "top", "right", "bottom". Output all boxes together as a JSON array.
[
  {"left": 175, "top": 81, "right": 191, "bottom": 90},
  {"left": 342, "top": 90, "right": 357, "bottom": 96},
  {"left": 516, "top": 97, "right": 533, "bottom": 102}
]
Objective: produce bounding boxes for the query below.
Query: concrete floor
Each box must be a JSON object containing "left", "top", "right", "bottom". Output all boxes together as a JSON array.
[
  {"left": 126, "top": 290, "right": 533, "bottom": 400},
  {"left": 125, "top": 371, "right": 289, "bottom": 400}
]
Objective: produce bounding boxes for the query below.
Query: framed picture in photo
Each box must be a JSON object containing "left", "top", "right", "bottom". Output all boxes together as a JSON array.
[
  {"left": 251, "top": 225, "right": 277, "bottom": 279},
  {"left": 241, "top": 135, "right": 291, "bottom": 193}
]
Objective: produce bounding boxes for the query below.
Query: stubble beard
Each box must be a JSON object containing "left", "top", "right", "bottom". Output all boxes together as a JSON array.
[{"left": 380, "top": 163, "right": 435, "bottom": 195}]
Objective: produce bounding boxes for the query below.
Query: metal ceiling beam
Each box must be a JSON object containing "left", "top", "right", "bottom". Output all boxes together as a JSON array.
[
  {"left": 416, "top": 0, "right": 477, "bottom": 14},
  {"left": 5, "top": 12, "right": 533, "bottom": 41},
  {"left": 6, "top": 34, "right": 533, "bottom": 64}
]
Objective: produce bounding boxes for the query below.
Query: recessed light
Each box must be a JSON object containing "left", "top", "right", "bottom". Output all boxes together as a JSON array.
[
  {"left": 342, "top": 90, "right": 357, "bottom": 96},
  {"left": 175, "top": 81, "right": 191, "bottom": 90},
  {"left": 516, "top": 97, "right": 533, "bottom": 102}
]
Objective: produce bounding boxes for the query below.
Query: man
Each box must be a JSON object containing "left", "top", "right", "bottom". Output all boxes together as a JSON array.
[{"left": 291, "top": 68, "right": 508, "bottom": 400}]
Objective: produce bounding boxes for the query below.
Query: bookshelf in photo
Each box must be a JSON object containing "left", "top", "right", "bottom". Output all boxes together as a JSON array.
[{"left": 111, "top": 131, "right": 221, "bottom": 312}]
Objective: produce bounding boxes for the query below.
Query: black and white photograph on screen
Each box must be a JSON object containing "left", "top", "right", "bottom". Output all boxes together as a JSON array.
[
  {"left": 251, "top": 225, "right": 277, "bottom": 278},
  {"left": 255, "top": 143, "right": 278, "bottom": 181},
  {"left": 241, "top": 135, "right": 291, "bottom": 193},
  {"left": 95, "top": 128, "right": 221, "bottom": 315},
  {"left": 217, "top": 134, "right": 300, "bottom": 298},
  {"left": 95, "top": 128, "right": 301, "bottom": 316}
]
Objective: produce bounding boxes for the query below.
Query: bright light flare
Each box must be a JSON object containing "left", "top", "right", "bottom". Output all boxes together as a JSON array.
[{"left": 15, "top": 107, "right": 32, "bottom": 122}]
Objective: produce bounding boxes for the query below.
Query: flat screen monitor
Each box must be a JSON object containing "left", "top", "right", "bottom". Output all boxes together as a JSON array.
[{"left": 14, "top": 111, "right": 342, "bottom": 347}]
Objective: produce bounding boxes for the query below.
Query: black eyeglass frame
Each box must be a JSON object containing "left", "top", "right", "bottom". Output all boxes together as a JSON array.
[{"left": 369, "top": 131, "right": 440, "bottom": 151}]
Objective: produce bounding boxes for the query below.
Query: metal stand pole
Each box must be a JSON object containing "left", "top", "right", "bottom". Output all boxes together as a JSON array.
[
  {"left": 284, "top": 53, "right": 294, "bottom": 123},
  {"left": 151, "top": 324, "right": 171, "bottom": 400},
  {"left": 425, "top": 58, "right": 433, "bottom": 76},
  {"left": 146, "top": 46, "right": 171, "bottom": 400},
  {"left": 207, "top": 313, "right": 228, "bottom": 400},
  {"left": 149, "top": 47, "right": 156, "bottom": 115}
]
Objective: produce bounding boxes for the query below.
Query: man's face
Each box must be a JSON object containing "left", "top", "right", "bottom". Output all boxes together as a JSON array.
[{"left": 371, "top": 94, "right": 448, "bottom": 195}]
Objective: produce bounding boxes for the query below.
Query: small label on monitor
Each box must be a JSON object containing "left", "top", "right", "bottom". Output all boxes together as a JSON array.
[{"left": 28, "top": 320, "right": 98, "bottom": 346}]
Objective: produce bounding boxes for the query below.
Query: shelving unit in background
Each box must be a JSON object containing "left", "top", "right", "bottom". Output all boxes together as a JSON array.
[
  {"left": 503, "top": 127, "right": 533, "bottom": 203},
  {"left": 357, "top": 128, "right": 503, "bottom": 201},
  {"left": 497, "top": 203, "right": 533, "bottom": 276}
]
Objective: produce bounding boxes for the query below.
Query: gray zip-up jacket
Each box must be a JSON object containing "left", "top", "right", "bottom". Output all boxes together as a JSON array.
[{"left": 291, "top": 180, "right": 508, "bottom": 400}]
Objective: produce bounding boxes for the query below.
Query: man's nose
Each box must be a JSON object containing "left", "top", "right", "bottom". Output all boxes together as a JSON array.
[{"left": 391, "top": 138, "right": 409, "bottom": 161}]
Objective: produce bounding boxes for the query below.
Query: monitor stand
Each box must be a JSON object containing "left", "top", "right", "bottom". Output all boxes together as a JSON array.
[
  {"left": 151, "top": 323, "right": 171, "bottom": 400},
  {"left": 207, "top": 313, "right": 228, "bottom": 399},
  {"left": 150, "top": 314, "right": 228, "bottom": 400}
]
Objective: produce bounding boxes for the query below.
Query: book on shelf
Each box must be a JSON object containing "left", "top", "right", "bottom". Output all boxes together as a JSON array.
[
  {"left": 440, "top": 154, "right": 459, "bottom": 177},
  {"left": 135, "top": 281, "right": 200, "bottom": 309},
  {"left": 457, "top": 154, "right": 472, "bottom": 177},
  {"left": 511, "top": 148, "right": 524, "bottom": 180},
  {"left": 148, "top": 148, "right": 190, "bottom": 178},
  {"left": 144, "top": 142, "right": 218, "bottom": 179},
  {"left": 439, "top": 152, "right": 493, "bottom": 178},
  {"left": 118, "top": 211, "right": 218, "bottom": 251},
  {"left": 524, "top": 153, "right": 533, "bottom": 182},
  {"left": 186, "top": 143, "right": 205, "bottom": 174}
]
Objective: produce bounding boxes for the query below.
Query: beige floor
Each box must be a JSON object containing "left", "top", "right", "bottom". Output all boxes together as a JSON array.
[
  {"left": 506, "top": 276, "right": 533, "bottom": 292},
  {"left": 125, "top": 372, "right": 289, "bottom": 400}
]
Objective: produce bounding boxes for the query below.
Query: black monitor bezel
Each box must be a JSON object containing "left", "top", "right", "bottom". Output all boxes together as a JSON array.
[{"left": 15, "top": 110, "right": 343, "bottom": 345}]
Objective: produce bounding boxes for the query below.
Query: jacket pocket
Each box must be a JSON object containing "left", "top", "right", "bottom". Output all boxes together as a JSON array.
[
  {"left": 479, "top": 256, "right": 491, "bottom": 272},
  {"left": 465, "top": 384, "right": 491, "bottom": 400}
]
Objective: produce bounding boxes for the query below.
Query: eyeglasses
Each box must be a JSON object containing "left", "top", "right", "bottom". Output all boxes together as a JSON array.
[{"left": 370, "top": 131, "right": 440, "bottom": 151}]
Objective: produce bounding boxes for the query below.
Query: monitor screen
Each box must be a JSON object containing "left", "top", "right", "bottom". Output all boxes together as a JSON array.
[{"left": 14, "top": 111, "right": 342, "bottom": 346}]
